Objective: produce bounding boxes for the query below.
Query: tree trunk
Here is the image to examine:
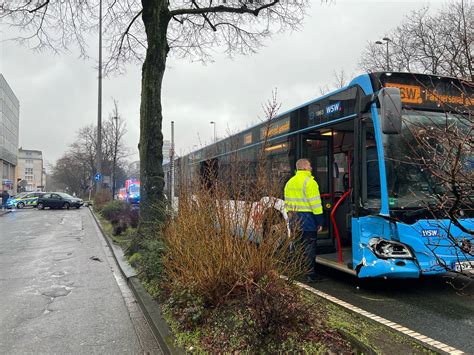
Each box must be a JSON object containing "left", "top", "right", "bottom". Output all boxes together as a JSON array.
[{"left": 138, "top": 0, "right": 170, "bottom": 234}]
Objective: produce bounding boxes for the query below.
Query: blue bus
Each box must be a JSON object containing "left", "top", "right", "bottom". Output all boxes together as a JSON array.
[{"left": 165, "top": 72, "right": 473, "bottom": 278}]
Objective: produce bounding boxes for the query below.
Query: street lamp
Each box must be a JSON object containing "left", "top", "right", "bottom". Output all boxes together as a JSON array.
[
  {"left": 95, "top": 0, "right": 103, "bottom": 192},
  {"left": 375, "top": 37, "right": 391, "bottom": 71},
  {"left": 170, "top": 121, "right": 175, "bottom": 208},
  {"left": 210, "top": 121, "right": 216, "bottom": 142}
]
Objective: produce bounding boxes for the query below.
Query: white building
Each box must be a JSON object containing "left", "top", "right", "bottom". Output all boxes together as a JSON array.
[
  {"left": 17, "top": 148, "right": 44, "bottom": 191},
  {"left": 0, "top": 74, "right": 20, "bottom": 193}
]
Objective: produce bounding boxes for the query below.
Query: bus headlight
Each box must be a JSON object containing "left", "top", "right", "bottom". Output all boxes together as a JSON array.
[{"left": 368, "top": 238, "right": 414, "bottom": 259}]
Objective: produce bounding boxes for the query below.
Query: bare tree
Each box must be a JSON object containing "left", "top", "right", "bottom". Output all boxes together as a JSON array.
[
  {"left": 52, "top": 152, "right": 91, "bottom": 196},
  {"left": 359, "top": 1, "right": 473, "bottom": 80},
  {"left": 1, "top": 0, "right": 310, "bottom": 232},
  {"left": 318, "top": 68, "right": 352, "bottom": 95},
  {"left": 52, "top": 113, "right": 129, "bottom": 196}
]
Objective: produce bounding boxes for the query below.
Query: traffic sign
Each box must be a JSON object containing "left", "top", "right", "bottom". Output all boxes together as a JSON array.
[{"left": 94, "top": 173, "right": 102, "bottom": 181}]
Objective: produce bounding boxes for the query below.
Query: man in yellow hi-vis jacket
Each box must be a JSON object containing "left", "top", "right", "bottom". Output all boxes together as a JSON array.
[{"left": 284, "top": 158, "right": 324, "bottom": 282}]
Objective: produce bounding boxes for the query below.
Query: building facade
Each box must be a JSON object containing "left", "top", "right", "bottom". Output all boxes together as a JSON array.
[
  {"left": 17, "top": 148, "right": 44, "bottom": 192},
  {"left": 0, "top": 74, "right": 20, "bottom": 193}
]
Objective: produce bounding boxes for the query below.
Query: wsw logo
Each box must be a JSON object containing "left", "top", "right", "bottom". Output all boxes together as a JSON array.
[{"left": 326, "top": 102, "right": 342, "bottom": 114}]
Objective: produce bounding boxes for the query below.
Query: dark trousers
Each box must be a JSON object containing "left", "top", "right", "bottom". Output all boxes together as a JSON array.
[{"left": 301, "top": 231, "right": 318, "bottom": 278}]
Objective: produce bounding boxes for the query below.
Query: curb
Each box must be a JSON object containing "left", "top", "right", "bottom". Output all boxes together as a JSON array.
[
  {"left": 0, "top": 210, "right": 12, "bottom": 217},
  {"left": 88, "top": 207, "right": 182, "bottom": 355}
]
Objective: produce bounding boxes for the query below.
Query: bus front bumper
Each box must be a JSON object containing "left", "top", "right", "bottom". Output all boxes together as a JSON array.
[{"left": 356, "top": 252, "right": 420, "bottom": 278}]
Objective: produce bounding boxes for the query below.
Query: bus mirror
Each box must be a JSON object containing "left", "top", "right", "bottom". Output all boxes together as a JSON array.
[{"left": 378, "top": 87, "right": 402, "bottom": 134}]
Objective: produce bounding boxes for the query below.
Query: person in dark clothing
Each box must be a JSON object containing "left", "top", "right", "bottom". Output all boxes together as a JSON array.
[{"left": 1, "top": 190, "right": 10, "bottom": 209}]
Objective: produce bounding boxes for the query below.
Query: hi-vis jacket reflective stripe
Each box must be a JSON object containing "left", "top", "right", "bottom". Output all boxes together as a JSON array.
[{"left": 284, "top": 170, "right": 323, "bottom": 215}]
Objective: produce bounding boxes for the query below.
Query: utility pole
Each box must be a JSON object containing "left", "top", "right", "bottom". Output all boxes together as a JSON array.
[
  {"left": 95, "top": 0, "right": 103, "bottom": 192},
  {"left": 170, "top": 121, "right": 175, "bottom": 209}
]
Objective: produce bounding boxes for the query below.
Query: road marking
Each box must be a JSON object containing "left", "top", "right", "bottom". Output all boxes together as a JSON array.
[{"left": 295, "top": 281, "right": 465, "bottom": 355}]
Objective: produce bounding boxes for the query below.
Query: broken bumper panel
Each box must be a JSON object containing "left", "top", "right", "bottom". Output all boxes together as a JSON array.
[{"left": 356, "top": 252, "right": 420, "bottom": 278}]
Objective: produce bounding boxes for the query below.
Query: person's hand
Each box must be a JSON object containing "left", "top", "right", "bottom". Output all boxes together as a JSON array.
[{"left": 317, "top": 225, "right": 323, "bottom": 233}]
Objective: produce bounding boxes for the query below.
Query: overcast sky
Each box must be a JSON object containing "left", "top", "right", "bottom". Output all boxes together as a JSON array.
[{"left": 0, "top": 0, "right": 444, "bottom": 169}]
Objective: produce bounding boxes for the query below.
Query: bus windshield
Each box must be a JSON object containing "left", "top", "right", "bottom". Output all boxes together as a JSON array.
[{"left": 383, "top": 110, "right": 471, "bottom": 209}]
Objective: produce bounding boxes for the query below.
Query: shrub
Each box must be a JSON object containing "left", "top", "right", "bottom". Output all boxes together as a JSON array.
[
  {"left": 94, "top": 190, "right": 112, "bottom": 211},
  {"left": 161, "top": 178, "right": 306, "bottom": 307},
  {"left": 112, "top": 219, "right": 129, "bottom": 236},
  {"left": 100, "top": 200, "right": 137, "bottom": 236},
  {"left": 129, "top": 209, "right": 139, "bottom": 228},
  {"left": 128, "top": 252, "right": 143, "bottom": 268},
  {"left": 101, "top": 200, "right": 130, "bottom": 222}
]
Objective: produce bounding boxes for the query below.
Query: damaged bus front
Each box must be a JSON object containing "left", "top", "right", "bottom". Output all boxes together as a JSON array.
[{"left": 351, "top": 73, "right": 474, "bottom": 278}]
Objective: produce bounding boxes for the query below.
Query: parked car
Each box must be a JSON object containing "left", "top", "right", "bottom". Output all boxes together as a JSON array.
[
  {"left": 7, "top": 192, "right": 45, "bottom": 209},
  {"left": 37, "top": 192, "right": 84, "bottom": 210}
]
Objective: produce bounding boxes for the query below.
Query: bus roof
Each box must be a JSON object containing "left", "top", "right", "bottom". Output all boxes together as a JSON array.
[{"left": 167, "top": 72, "right": 471, "bottom": 167}]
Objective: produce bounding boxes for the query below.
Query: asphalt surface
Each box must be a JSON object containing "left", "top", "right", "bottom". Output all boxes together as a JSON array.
[
  {"left": 310, "top": 264, "right": 474, "bottom": 353},
  {"left": 0, "top": 208, "right": 160, "bottom": 354}
]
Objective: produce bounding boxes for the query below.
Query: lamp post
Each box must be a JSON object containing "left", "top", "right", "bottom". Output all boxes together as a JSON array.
[
  {"left": 170, "top": 121, "right": 175, "bottom": 208},
  {"left": 95, "top": 0, "right": 103, "bottom": 192},
  {"left": 375, "top": 37, "right": 391, "bottom": 71},
  {"left": 210, "top": 121, "right": 216, "bottom": 142}
]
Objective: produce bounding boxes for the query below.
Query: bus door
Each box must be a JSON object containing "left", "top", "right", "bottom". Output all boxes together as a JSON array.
[{"left": 302, "top": 133, "right": 335, "bottom": 254}]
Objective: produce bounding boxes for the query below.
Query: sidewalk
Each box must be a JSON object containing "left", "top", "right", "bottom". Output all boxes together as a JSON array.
[{"left": 89, "top": 207, "right": 180, "bottom": 355}]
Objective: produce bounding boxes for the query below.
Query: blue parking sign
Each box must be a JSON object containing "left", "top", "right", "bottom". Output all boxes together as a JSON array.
[{"left": 94, "top": 173, "right": 102, "bottom": 181}]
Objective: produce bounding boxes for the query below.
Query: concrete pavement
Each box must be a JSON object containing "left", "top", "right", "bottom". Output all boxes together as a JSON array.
[{"left": 0, "top": 208, "right": 161, "bottom": 354}]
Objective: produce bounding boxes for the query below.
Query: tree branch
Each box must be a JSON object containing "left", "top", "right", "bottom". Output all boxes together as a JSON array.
[
  {"left": 28, "top": 0, "right": 50, "bottom": 13},
  {"left": 192, "top": 0, "right": 217, "bottom": 31},
  {"left": 170, "top": 1, "right": 279, "bottom": 17},
  {"left": 116, "top": 9, "right": 144, "bottom": 58}
]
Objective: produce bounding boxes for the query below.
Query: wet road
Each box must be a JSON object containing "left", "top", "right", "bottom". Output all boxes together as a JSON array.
[
  {"left": 0, "top": 208, "right": 160, "bottom": 354},
  {"left": 310, "top": 264, "right": 474, "bottom": 353}
]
